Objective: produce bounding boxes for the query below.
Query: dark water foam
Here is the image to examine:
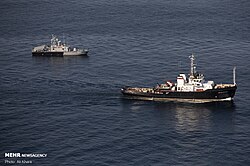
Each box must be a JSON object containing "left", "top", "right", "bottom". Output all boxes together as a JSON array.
[{"left": 0, "top": 0, "right": 250, "bottom": 165}]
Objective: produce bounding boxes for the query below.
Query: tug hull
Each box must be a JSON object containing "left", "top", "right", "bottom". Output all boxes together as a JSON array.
[{"left": 121, "top": 86, "right": 237, "bottom": 103}]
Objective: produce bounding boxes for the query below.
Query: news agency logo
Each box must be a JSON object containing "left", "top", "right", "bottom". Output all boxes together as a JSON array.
[
  {"left": 5, "top": 153, "right": 47, "bottom": 158},
  {"left": 5, "top": 153, "right": 21, "bottom": 158}
]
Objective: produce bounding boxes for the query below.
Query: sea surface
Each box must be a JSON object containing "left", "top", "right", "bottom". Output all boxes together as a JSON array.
[{"left": 0, "top": 0, "right": 250, "bottom": 165}]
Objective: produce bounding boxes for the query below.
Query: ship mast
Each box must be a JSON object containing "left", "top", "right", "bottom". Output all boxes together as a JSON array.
[
  {"left": 189, "top": 54, "right": 196, "bottom": 79},
  {"left": 51, "top": 34, "right": 54, "bottom": 46},
  {"left": 233, "top": 67, "right": 236, "bottom": 85},
  {"left": 51, "top": 34, "right": 57, "bottom": 46},
  {"left": 63, "top": 33, "right": 66, "bottom": 45}
]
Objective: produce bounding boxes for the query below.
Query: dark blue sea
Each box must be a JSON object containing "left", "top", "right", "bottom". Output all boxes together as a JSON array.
[{"left": 1, "top": 0, "right": 250, "bottom": 165}]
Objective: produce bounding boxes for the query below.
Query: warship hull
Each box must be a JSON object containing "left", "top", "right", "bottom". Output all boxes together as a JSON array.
[
  {"left": 32, "top": 51, "right": 88, "bottom": 57},
  {"left": 121, "top": 86, "right": 237, "bottom": 103},
  {"left": 32, "top": 52, "right": 64, "bottom": 57}
]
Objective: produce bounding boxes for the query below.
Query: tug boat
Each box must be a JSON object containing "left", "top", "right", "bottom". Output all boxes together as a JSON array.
[
  {"left": 121, "top": 54, "right": 237, "bottom": 103},
  {"left": 32, "top": 35, "right": 88, "bottom": 56}
]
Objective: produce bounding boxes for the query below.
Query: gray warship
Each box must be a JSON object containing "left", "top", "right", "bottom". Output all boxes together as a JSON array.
[{"left": 32, "top": 35, "right": 88, "bottom": 56}]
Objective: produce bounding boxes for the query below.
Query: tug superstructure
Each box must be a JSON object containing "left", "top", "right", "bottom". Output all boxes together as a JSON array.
[
  {"left": 32, "top": 35, "right": 88, "bottom": 56},
  {"left": 121, "top": 54, "right": 237, "bottom": 103}
]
